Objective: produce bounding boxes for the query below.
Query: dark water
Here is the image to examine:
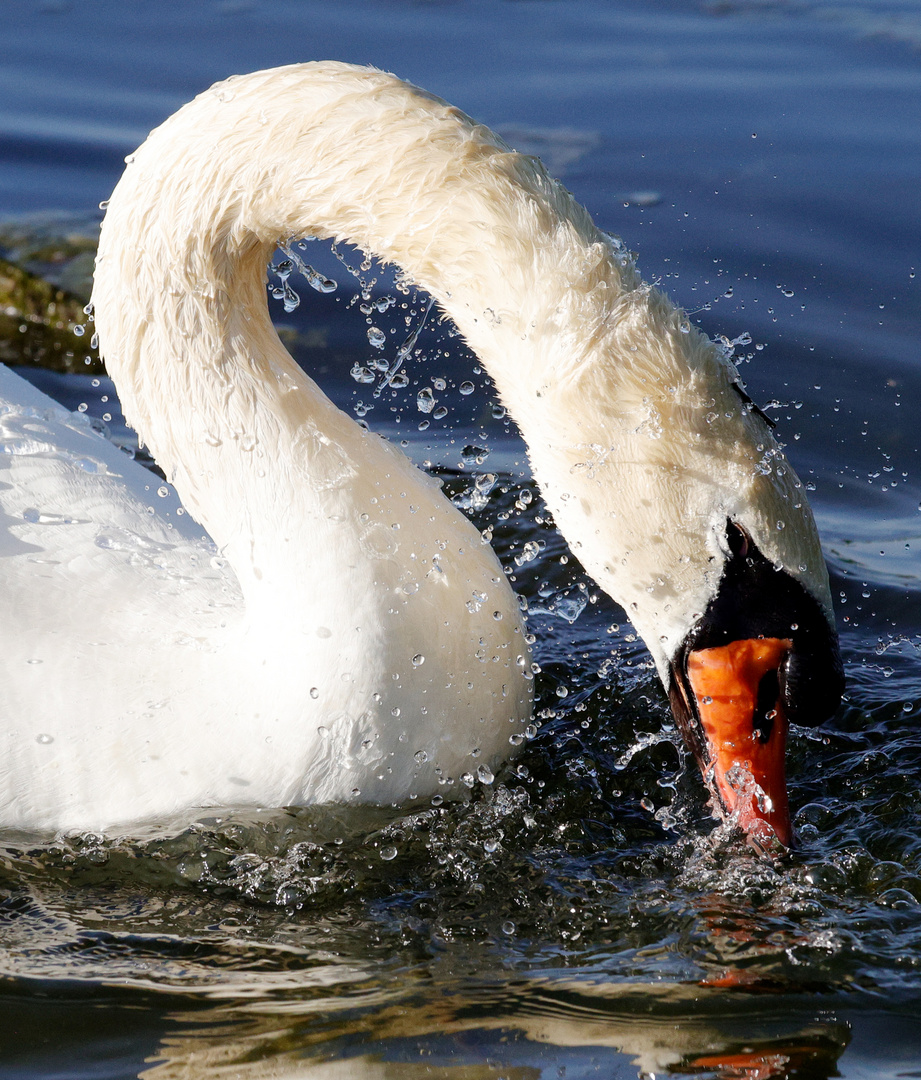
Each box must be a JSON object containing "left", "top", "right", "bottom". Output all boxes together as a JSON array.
[{"left": 3, "top": 1, "right": 921, "bottom": 1076}]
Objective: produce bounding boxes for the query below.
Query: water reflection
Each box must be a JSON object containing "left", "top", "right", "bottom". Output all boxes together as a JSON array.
[{"left": 140, "top": 980, "right": 849, "bottom": 1080}]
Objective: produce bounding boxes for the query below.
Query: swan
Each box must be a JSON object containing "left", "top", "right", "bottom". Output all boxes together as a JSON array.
[{"left": 0, "top": 62, "right": 842, "bottom": 841}]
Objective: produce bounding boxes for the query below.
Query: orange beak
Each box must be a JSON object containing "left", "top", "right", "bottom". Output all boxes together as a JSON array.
[{"left": 686, "top": 637, "right": 793, "bottom": 851}]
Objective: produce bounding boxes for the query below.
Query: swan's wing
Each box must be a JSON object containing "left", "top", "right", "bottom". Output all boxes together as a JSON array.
[{"left": 0, "top": 364, "right": 241, "bottom": 658}]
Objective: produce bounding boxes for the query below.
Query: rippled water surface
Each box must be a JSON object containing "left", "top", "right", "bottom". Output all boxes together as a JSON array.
[{"left": 3, "top": 1, "right": 921, "bottom": 1076}]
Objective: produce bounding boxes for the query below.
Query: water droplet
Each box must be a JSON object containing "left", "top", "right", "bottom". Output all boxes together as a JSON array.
[
  {"left": 476, "top": 764, "right": 494, "bottom": 785},
  {"left": 459, "top": 381, "right": 475, "bottom": 396},
  {"left": 309, "top": 687, "right": 319, "bottom": 699},
  {"left": 417, "top": 388, "right": 435, "bottom": 414},
  {"left": 367, "top": 326, "right": 386, "bottom": 349},
  {"left": 414, "top": 749, "right": 429, "bottom": 764},
  {"left": 36, "top": 733, "right": 54, "bottom": 745},
  {"left": 483, "top": 838, "right": 499, "bottom": 853},
  {"left": 412, "top": 653, "right": 425, "bottom": 667},
  {"left": 72, "top": 324, "right": 85, "bottom": 337},
  {"left": 515, "top": 540, "right": 540, "bottom": 566}
]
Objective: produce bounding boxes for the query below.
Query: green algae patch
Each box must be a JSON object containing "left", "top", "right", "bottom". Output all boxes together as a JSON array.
[{"left": 0, "top": 255, "right": 102, "bottom": 374}]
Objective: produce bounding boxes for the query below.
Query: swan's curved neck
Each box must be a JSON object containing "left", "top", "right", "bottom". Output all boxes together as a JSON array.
[
  {"left": 92, "top": 63, "right": 830, "bottom": 663},
  {"left": 92, "top": 64, "right": 636, "bottom": 588}
]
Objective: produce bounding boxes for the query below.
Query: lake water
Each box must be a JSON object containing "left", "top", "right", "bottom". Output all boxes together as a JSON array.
[{"left": 2, "top": 1, "right": 921, "bottom": 1077}]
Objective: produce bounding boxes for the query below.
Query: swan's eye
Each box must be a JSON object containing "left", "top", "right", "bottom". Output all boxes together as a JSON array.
[{"left": 725, "top": 519, "right": 749, "bottom": 559}]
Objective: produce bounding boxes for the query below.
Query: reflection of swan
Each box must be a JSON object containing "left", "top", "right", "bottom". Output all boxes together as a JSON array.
[
  {"left": 0, "top": 62, "right": 842, "bottom": 836},
  {"left": 138, "top": 979, "right": 849, "bottom": 1080}
]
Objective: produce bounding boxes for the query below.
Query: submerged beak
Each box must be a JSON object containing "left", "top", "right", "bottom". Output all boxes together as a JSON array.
[{"left": 680, "top": 637, "right": 793, "bottom": 852}]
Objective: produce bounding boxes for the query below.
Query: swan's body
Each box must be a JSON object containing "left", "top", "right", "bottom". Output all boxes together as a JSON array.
[
  {"left": 0, "top": 63, "right": 841, "bottom": 836},
  {"left": 0, "top": 366, "right": 528, "bottom": 830}
]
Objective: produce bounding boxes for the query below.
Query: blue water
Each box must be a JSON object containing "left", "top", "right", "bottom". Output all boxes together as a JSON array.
[{"left": 3, "top": 2, "right": 921, "bottom": 1077}]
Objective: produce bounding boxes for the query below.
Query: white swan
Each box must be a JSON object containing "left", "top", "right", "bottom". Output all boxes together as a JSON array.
[{"left": 0, "top": 62, "right": 842, "bottom": 840}]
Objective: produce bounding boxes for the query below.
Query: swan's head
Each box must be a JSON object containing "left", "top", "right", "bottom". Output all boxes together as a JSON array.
[{"left": 513, "top": 288, "right": 844, "bottom": 853}]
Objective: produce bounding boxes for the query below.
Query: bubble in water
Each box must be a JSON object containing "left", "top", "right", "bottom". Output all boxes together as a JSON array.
[
  {"left": 483, "top": 838, "right": 499, "bottom": 853},
  {"left": 380, "top": 845, "right": 398, "bottom": 861},
  {"left": 501, "top": 920, "right": 516, "bottom": 935}
]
